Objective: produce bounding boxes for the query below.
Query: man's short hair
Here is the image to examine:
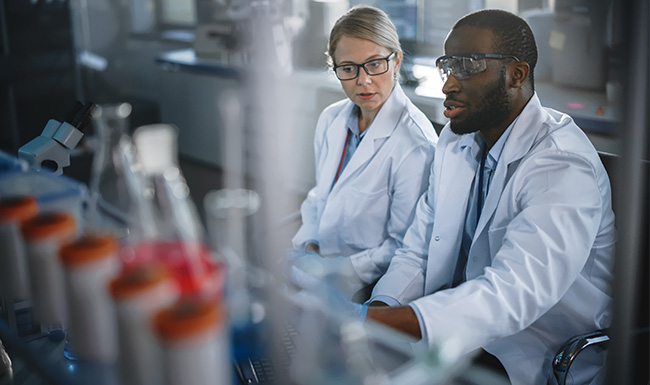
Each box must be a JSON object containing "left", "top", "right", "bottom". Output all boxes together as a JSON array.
[{"left": 453, "top": 9, "right": 538, "bottom": 88}]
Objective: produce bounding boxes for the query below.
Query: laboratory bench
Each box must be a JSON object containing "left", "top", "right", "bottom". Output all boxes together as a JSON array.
[
  {"left": 0, "top": 306, "right": 512, "bottom": 385},
  {"left": 155, "top": 48, "right": 621, "bottom": 174}
]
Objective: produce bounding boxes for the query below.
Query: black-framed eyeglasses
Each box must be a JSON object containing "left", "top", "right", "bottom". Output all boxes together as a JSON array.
[
  {"left": 435, "top": 53, "right": 520, "bottom": 82},
  {"left": 333, "top": 52, "right": 396, "bottom": 81}
]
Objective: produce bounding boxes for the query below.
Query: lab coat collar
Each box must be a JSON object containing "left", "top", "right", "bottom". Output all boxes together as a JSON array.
[
  {"left": 332, "top": 83, "right": 408, "bottom": 187},
  {"left": 319, "top": 102, "right": 356, "bottom": 196},
  {"left": 473, "top": 93, "right": 546, "bottom": 237}
]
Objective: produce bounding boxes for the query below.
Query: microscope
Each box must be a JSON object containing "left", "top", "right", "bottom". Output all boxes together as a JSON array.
[{"left": 17, "top": 101, "right": 95, "bottom": 175}]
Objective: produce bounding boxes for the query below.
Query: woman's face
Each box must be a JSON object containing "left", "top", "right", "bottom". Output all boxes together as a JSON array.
[{"left": 333, "top": 36, "right": 401, "bottom": 119}]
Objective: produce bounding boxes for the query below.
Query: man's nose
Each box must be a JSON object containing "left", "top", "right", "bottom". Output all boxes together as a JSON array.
[{"left": 441, "top": 73, "right": 459, "bottom": 94}]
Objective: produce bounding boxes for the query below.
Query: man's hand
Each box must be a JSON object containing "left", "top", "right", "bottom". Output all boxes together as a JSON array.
[
  {"left": 305, "top": 243, "right": 320, "bottom": 253},
  {"left": 366, "top": 305, "right": 422, "bottom": 339}
]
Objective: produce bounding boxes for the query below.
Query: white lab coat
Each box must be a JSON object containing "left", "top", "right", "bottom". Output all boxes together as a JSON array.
[
  {"left": 292, "top": 83, "right": 438, "bottom": 289},
  {"left": 372, "top": 94, "right": 616, "bottom": 385}
]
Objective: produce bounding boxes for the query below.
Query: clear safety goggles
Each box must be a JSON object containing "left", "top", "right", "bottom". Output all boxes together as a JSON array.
[{"left": 435, "top": 53, "right": 520, "bottom": 82}]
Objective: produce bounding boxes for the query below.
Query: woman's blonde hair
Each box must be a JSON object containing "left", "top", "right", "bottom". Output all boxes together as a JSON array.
[{"left": 327, "top": 5, "right": 402, "bottom": 67}]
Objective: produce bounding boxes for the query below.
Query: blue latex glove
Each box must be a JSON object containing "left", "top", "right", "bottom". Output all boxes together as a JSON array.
[{"left": 290, "top": 266, "right": 368, "bottom": 324}]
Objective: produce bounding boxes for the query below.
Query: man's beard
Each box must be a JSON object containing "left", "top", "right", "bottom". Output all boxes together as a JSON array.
[{"left": 450, "top": 68, "right": 512, "bottom": 136}]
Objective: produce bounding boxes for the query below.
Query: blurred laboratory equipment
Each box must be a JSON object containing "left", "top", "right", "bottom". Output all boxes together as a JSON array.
[
  {"left": 0, "top": 197, "right": 39, "bottom": 334},
  {"left": 204, "top": 188, "right": 264, "bottom": 366},
  {"left": 0, "top": 197, "right": 39, "bottom": 304},
  {"left": 293, "top": 0, "right": 349, "bottom": 68},
  {"left": 86, "top": 103, "right": 134, "bottom": 238},
  {"left": 204, "top": 188, "right": 260, "bottom": 265},
  {"left": 193, "top": 0, "right": 299, "bottom": 70},
  {"left": 0, "top": 170, "right": 87, "bottom": 226},
  {"left": 18, "top": 101, "right": 95, "bottom": 175},
  {"left": 153, "top": 300, "right": 231, "bottom": 385},
  {"left": 127, "top": 123, "right": 224, "bottom": 301},
  {"left": 0, "top": 338, "right": 11, "bottom": 383},
  {"left": 21, "top": 212, "right": 77, "bottom": 341},
  {"left": 194, "top": 0, "right": 251, "bottom": 64},
  {"left": 59, "top": 235, "right": 121, "bottom": 363},
  {"left": 109, "top": 264, "right": 179, "bottom": 385},
  {"left": 550, "top": 1, "right": 610, "bottom": 89}
]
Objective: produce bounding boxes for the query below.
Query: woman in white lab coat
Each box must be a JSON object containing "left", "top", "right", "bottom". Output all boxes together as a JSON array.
[{"left": 290, "top": 6, "right": 438, "bottom": 299}]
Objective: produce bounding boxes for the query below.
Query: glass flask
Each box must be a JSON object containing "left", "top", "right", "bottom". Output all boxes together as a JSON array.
[{"left": 87, "top": 103, "right": 134, "bottom": 238}]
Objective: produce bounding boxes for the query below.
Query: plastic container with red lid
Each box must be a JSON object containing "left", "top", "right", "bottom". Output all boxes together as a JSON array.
[
  {"left": 21, "top": 212, "right": 77, "bottom": 336},
  {"left": 59, "top": 235, "right": 120, "bottom": 363},
  {"left": 109, "top": 264, "right": 179, "bottom": 385},
  {"left": 120, "top": 240, "right": 225, "bottom": 303},
  {"left": 153, "top": 300, "right": 230, "bottom": 385},
  {"left": 0, "top": 196, "right": 39, "bottom": 303}
]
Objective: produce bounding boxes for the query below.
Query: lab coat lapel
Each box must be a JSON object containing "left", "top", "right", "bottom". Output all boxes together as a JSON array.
[
  {"left": 318, "top": 102, "right": 355, "bottom": 196},
  {"left": 425, "top": 132, "right": 478, "bottom": 293},
  {"left": 474, "top": 94, "right": 547, "bottom": 238},
  {"left": 332, "top": 84, "right": 407, "bottom": 189}
]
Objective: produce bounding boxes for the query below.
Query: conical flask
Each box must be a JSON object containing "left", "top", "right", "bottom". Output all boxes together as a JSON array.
[{"left": 87, "top": 103, "right": 134, "bottom": 237}]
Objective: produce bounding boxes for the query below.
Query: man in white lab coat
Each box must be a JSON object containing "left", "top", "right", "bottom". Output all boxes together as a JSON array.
[{"left": 362, "top": 9, "right": 616, "bottom": 385}]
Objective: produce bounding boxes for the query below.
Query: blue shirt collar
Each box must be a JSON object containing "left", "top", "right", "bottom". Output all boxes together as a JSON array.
[
  {"left": 485, "top": 119, "right": 516, "bottom": 169},
  {"left": 345, "top": 105, "right": 368, "bottom": 139}
]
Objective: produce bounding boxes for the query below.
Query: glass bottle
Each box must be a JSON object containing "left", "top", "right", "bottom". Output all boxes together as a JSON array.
[{"left": 129, "top": 124, "right": 224, "bottom": 301}]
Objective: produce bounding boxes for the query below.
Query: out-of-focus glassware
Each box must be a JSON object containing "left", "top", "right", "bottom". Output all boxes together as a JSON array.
[
  {"left": 204, "top": 188, "right": 263, "bottom": 363},
  {"left": 87, "top": 103, "right": 134, "bottom": 238},
  {"left": 127, "top": 124, "right": 224, "bottom": 301}
]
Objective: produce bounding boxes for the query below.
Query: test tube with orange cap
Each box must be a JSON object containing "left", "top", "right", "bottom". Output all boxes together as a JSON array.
[
  {"left": 59, "top": 235, "right": 121, "bottom": 363},
  {"left": 21, "top": 212, "right": 77, "bottom": 340},
  {"left": 109, "top": 264, "right": 179, "bottom": 385},
  {"left": 153, "top": 300, "right": 231, "bottom": 385},
  {"left": 0, "top": 196, "right": 39, "bottom": 304}
]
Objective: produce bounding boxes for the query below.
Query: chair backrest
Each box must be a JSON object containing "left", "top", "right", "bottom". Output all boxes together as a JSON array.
[
  {"left": 551, "top": 152, "right": 649, "bottom": 385},
  {"left": 598, "top": 151, "right": 649, "bottom": 383}
]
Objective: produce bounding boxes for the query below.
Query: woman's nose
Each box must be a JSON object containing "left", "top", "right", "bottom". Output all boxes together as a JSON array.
[{"left": 357, "top": 69, "right": 371, "bottom": 85}]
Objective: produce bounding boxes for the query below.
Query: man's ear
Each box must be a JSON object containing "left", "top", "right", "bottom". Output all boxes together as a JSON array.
[{"left": 510, "top": 61, "right": 530, "bottom": 88}]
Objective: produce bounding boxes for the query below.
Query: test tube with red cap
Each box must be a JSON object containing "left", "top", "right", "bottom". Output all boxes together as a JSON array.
[
  {"left": 153, "top": 300, "right": 231, "bottom": 385},
  {"left": 59, "top": 235, "right": 121, "bottom": 363},
  {"left": 109, "top": 263, "right": 179, "bottom": 385},
  {"left": 21, "top": 212, "right": 77, "bottom": 340},
  {"left": 0, "top": 197, "right": 39, "bottom": 304}
]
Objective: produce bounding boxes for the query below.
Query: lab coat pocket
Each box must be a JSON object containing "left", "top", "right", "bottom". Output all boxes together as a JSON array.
[
  {"left": 487, "top": 225, "right": 508, "bottom": 260},
  {"left": 341, "top": 186, "right": 389, "bottom": 249}
]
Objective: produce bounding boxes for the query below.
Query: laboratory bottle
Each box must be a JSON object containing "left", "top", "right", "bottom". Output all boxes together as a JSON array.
[
  {"left": 59, "top": 235, "right": 120, "bottom": 363},
  {"left": 21, "top": 212, "right": 77, "bottom": 340},
  {"left": 109, "top": 264, "right": 179, "bottom": 385},
  {"left": 0, "top": 197, "right": 38, "bottom": 304},
  {"left": 153, "top": 300, "right": 230, "bottom": 385},
  {"left": 128, "top": 124, "right": 225, "bottom": 301}
]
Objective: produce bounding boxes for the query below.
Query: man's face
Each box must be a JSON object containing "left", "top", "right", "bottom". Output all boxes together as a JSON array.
[{"left": 441, "top": 26, "right": 513, "bottom": 136}]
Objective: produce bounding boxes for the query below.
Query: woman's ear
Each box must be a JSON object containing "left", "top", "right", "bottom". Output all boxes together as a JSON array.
[
  {"left": 510, "top": 61, "right": 530, "bottom": 88},
  {"left": 394, "top": 51, "right": 403, "bottom": 75}
]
